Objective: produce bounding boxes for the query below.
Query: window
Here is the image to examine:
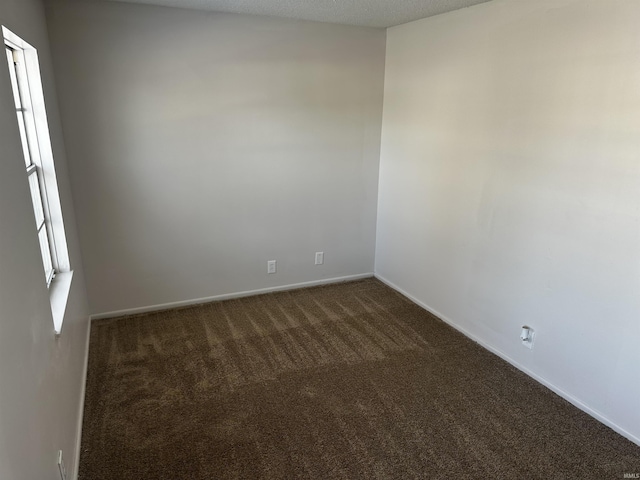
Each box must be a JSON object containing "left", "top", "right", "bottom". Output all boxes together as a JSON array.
[
  {"left": 3, "top": 26, "right": 72, "bottom": 334},
  {"left": 5, "top": 45, "right": 57, "bottom": 286}
]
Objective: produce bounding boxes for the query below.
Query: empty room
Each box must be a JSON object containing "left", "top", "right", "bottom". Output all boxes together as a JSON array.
[{"left": 1, "top": 0, "right": 639, "bottom": 478}]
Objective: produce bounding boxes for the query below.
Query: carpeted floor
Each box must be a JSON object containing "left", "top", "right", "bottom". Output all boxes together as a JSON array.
[{"left": 79, "top": 278, "right": 640, "bottom": 479}]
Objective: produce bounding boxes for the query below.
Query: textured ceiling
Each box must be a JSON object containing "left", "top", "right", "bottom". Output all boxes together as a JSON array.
[{"left": 101, "top": 0, "right": 494, "bottom": 28}]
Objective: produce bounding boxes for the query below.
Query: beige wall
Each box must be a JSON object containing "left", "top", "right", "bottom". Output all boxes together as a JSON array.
[
  {"left": 0, "top": 0, "right": 90, "bottom": 478},
  {"left": 376, "top": 0, "right": 640, "bottom": 443},
  {"left": 46, "top": 0, "right": 386, "bottom": 316}
]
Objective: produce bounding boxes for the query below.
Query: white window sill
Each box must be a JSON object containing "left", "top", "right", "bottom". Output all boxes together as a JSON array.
[{"left": 50, "top": 271, "right": 73, "bottom": 335}]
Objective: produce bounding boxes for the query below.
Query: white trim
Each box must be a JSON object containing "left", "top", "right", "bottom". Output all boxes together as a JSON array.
[
  {"left": 4, "top": 25, "right": 72, "bottom": 334},
  {"left": 6, "top": 27, "right": 71, "bottom": 274},
  {"left": 2, "top": 26, "right": 31, "bottom": 50},
  {"left": 50, "top": 271, "right": 73, "bottom": 335},
  {"left": 373, "top": 273, "right": 640, "bottom": 447},
  {"left": 72, "top": 319, "right": 91, "bottom": 480},
  {"left": 90, "top": 273, "right": 374, "bottom": 320}
]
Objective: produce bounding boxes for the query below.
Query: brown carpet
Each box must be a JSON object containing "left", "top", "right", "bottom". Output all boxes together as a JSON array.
[{"left": 79, "top": 278, "right": 640, "bottom": 479}]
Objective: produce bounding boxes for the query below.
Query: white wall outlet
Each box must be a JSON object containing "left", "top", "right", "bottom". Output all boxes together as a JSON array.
[
  {"left": 520, "top": 325, "right": 535, "bottom": 349},
  {"left": 315, "top": 252, "right": 324, "bottom": 265},
  {"left": 57, "top": 450, "right": 67, "bottom": 480},
  {"left": 267, "top": 260, "right": 276, "bottom": 274}
]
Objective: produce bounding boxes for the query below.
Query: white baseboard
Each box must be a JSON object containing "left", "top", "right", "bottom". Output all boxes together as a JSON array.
[
  {"left": 91, "top": 273, "right": 374, "bottom": 321},
  {"left": 73, "top": 318, "right": 91, "bottom": 480},
  {"left": 374, "top": 273, "right": 640, "bottom": 447}
]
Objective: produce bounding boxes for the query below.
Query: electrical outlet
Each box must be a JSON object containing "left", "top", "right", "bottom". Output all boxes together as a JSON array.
[
  {"left": 267, "top": 260, "right": 276, "bottom": 274},
  {"left": 315, "top": 252, "right": 324, "bottom": 265},
  {"left": 520, "top": 326, "right": 535, "bottom": 349},
  {"left": 57, "top": 450, "right": 67, "bottom": 480}
]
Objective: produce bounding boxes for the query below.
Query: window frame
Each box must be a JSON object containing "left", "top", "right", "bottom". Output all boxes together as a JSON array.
[
  {"left": 3, "top": 26, "right": 73, "bottom": 334},
  {"left": 5, "top": 43, "right": 58, "bottom": 287}
]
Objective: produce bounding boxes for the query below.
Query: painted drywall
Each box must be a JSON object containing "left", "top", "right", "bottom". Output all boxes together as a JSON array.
[
  {"left": 376, "top": 0, "right": 640, "bottom": 442},
  {"left": 0, "top": 0, "right": 91, "bottom": 478},
  {"left": 46, "top": 0, "right": 386, "bottom": 315}
]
